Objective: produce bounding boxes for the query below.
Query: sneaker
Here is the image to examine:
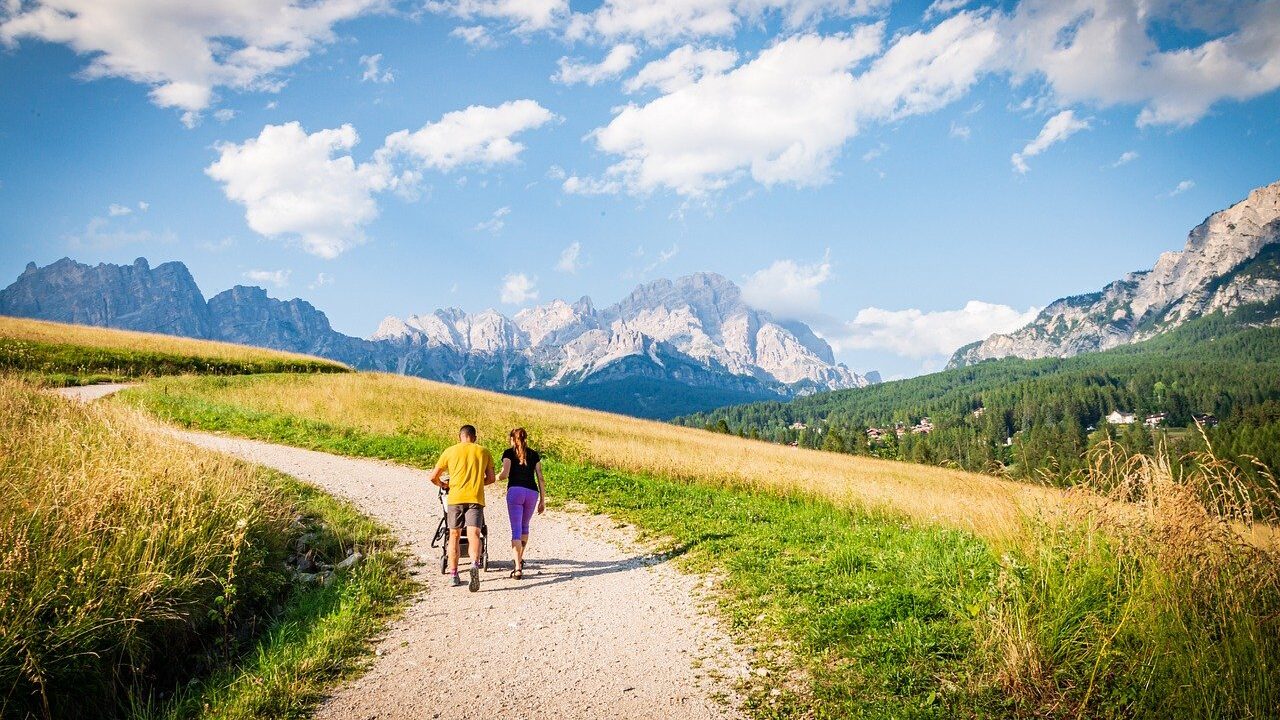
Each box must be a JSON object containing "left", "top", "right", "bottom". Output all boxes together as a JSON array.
[
  {"left": 450, "top": 574, "right": 463, "bottom": 588},
  {"left": 468, "top": 565, "right": 480, "bottom": 592}
]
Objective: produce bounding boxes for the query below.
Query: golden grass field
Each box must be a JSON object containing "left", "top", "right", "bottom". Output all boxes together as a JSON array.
[
  {"left": 151, "top": 371, "right": 1063, "bottom": 543},
  {"left": 0, "top": 315, "right": 349, "bottom": 370}
]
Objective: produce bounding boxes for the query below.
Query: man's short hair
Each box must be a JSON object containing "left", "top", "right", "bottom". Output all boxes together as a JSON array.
[{"left": 459, "top": 424, "right": 477, "bottom": 440}]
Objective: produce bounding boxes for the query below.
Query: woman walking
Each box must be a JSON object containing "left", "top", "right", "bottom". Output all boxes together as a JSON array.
[{"left": 499, "top": 427, "right": 544, "bottom": 579}]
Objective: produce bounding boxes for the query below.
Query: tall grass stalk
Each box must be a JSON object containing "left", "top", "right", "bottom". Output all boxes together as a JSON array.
[{"left": 988, "top": 438, "right": 1280, "bottom": 718}]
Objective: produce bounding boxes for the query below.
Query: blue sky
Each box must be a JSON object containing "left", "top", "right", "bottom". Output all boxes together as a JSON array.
[{"left": 2, "top": 0, "right": 1279, "bottom": 378}]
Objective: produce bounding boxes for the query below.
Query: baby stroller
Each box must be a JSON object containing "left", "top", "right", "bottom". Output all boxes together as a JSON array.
[{"left": 430, "top": 483, "right": 489, "bottom": 575}]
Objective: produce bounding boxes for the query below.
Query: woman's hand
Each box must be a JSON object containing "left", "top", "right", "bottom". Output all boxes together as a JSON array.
[{"left": 537, "top": 497, "right": 545, "bottom": 515}]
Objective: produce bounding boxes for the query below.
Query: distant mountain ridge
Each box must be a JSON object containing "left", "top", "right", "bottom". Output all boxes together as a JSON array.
[
  {"left": 950, "top": 180, "right": 1280, "bottom": 367},
  {"left": 0, "top": 258, "right": 867, "bottom": 417}
]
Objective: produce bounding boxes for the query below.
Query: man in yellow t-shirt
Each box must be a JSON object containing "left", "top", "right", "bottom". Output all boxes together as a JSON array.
[{"left": 428, "top": 424, "right": 495, "bottom": 591}]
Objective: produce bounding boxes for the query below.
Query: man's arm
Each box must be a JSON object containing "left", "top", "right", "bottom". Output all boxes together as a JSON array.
[
  {"left": 428, "top": 467, "right": 447, "bottom": 488},
  {"left": 484, "top": 453, "right": 497, "bottom": 485}
]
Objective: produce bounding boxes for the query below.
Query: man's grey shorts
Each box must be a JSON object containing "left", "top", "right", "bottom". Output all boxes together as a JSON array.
[{"left": 446, "top": 503, "right": 484, "bottom": 530}]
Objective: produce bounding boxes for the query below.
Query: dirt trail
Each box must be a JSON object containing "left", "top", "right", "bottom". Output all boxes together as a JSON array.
[{"left": 54, "top": 384, "right": 749, "bottom": 720}]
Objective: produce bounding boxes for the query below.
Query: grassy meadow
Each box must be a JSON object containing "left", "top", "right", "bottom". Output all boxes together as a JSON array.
[
  {"left": 0, "top": 316, "right": 348, "bottom": 385},
  {"left": 0, "top": 377, "right": 408, "bottom": 719},
  {"left": 121, "top": 372, "right": 1280, "bottom": 718}
]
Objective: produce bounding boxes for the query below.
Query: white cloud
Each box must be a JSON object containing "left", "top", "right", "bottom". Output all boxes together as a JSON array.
[
  {"left": 741, "top": 254, "right": 832, "bottom": 318},
  {"left": 244, "top": 268, "right": 291, "bottom": 288},
  {"left": 309, "top": 271, "right": 334, "bottom": 288},
  {"left": 206, "top": 122, "right": 396, "bottom": 259},
  {"left": 381, "top": 100, "right": 557, "bottom": 172},
  {"left": 562, "top": 174, "right": 621, "bottom": 195},
  {"left": 213, "top": 108, "right": 237, "bottom": 123},
  {"left": 500, "top": 272, "right": 538, "bottom": 304},
  {"left": 426, "top": 0, "right": 567, "bottom": 32},
  {"left": 861, "top": 143, "right": 886, "bottom": 162},
  {"left": 827, "top": 300, "right": 1040, "bottom": 357},
  {"left": 66, "top": 215, "right": 175, "bottom": 250},
  {"left": 576, "top": 0, "right": 889, "bottom": 45},
  {"left": 359, "top": 53, "right": 394, "bottom": 83},
  {"left": 590, "top": 13, "right": 999, "bottom": 195},
  {"left": 0, "top": 0, "right": 381, "bottom": 120},
  {"left": 554, "top": 43, "right": 637, "bottom": 86},
  {"left": 999, "top": 0, "right": 1280, "bottom": 127},
  {"left": 1010, "top": 109, "right": 1089, "bottom": 173},
  {"left": 137, "top": 201, "right": 150, "bottom": 211},
  {"left": 108, "top": 203, "right": 132, "bottom": 216},
  {"left": 1169, "top": 179, "right": 1195, "bottom": 196},
  {"left": 474, "top": 205, "right": 510, "bottom": 233},
  {"left": 623, "top": 45, "right": 738, "bottom": 93},
  {"left": 1112, "top": 150, "right": 1139, "bottom": 167},
  {"left": 556, "top": 241, "right": 582, "bottom": 273},
  {"left": 450, "top": 24, "right": 495, "bottom": 47},
  {"left": 924, "top": 0, "right": 971, "bottom": 21},
  {"left": 949, "top": 121, "right": 970, "bottom": 139}
]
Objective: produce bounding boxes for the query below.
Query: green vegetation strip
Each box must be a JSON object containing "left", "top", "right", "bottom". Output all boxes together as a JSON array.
[
  {"left": 137, "top": 474, "right": 412, "bottom": 720},
  {"left": 122, "top": 387, "right": 1006, "bottom": 718},
  {"left": 0, "top": 336, "right": 347, "bottom": 385}
]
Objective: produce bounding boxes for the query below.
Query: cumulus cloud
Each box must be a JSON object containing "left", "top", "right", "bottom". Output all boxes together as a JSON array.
[
  {"left": 213, "top": 108, "right": 237, "bottom": 123},
  {"left": 553, "top": 43, "right": 637, "bottom": 85},
  {"left": 244, "top": 268, "right": 291, "bottom": 288},
  {"left": 0, "top": 0, "right": 380, "bottom": 120},
  {"left": 1112, "top": 150, "right": 1139, "bottom": 167},
  {"left": 556, "top": 241, "right": 583, "bottom": 273},
  {"left": 359, "top": 53, "right": 394, "bottom": 83},
  {"left": 590, "top": 13, "right": 999, "bottom": 195},
  {"left": 474, "top": 205, "right": 510, "bottom": 233},
  {"left": 206, "top": 122, "right": 395, "bottom": 259},
  {"left": 66, "top": 215, "right": 175, "bottom": 250},
  {"left": 381, "top": 100, "right": 557, "bottom": 172},
  {"left": 500, "top": 272, "right": 538, "bottom": 304},
  {"left": 624, "top": 45, "right": 738, "bottom": 93},
  {"left": 741, "top": 254, "right": 832, "bottom": 318},
  {"left": 999, "top": 0, "right": 1280, "bottom": 127},
  {"left": 426, "top": 0, "right": 567, "bottom": 32},
  {"left": 574, "top": 0, "right": 889, "bottom": 45},
  {"left": 1010, "top": 109, "right": 1090, "bottom": 173},
  {"left": 1169, "top": 179, "right": 1195, "bottom": 196},
  {"left": 108, "top": 203, "right": 132, "bottom": 216},
  {"left": 450, "top": 24, "right": 496, "bottom": 47},
  {"left": 309, "top": 271, "right": 334, "bottom": 289},
  {"left": 562, "top": 174, "right": 621, "bottom": 195},
  {"left": 827, "top": 300, "right": 1040, "bottom": 357}
]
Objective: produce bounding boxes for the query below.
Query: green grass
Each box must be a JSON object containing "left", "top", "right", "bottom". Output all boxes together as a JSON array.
[
  {"left": 120, "top": 378, "right": 1280, "bottom": 719},
  {"left": 131, "top": 474, "right": 412, "bottom": 720},
  {"left": 0, "top": 377, "right": 409, "bottom": 719},
  {"left": 121, "top": 385, "right": 1007, "bottom": 718},
  {"left": 0, "top": 336, "right": 346, "bottom": 385}
]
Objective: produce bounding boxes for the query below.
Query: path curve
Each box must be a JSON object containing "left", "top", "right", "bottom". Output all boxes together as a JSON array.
[{"left": 55, "top": 384, "right": 748, "bottom": 719}]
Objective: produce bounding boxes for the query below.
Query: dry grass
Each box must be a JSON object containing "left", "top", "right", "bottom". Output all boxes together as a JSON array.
[
  {"left": 0, "top": 375, "right": 292, "bottom": 717},
  {"left": 138, "top": 372, "right": 1061, "bottom": 542},
  {"left": 0, "top": 315, "right": 348, "bottom": 373}
]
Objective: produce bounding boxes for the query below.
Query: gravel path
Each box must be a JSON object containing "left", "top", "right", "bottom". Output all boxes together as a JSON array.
[{"left": 55, "top": 384, "right": 749, "bottom": 720}]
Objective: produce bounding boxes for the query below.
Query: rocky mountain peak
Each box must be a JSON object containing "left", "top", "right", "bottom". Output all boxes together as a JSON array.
[{"left": 950, "top": 179, "right": 1280, "bottom": 368}]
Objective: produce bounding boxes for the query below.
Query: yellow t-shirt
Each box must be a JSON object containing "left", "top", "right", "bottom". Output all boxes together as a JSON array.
[{"left": 434, "top": 442, "right": 493, "bottom": 506}]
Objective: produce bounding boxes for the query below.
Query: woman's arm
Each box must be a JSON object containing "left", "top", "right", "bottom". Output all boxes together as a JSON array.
[
  {"left": 535, "top": 461, "right": 546, "bottom": 513},
  {"left": 499, "top": 457, "right": 512, "bottom": 481}
]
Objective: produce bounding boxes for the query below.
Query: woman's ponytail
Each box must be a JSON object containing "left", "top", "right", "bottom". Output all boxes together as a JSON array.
[{"left": 509, "top": 427, "right": 529, "bottom": 466}]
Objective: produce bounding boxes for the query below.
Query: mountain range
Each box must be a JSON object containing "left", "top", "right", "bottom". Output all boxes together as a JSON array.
[
  {"left": 950, "top": 180, "right": 1280, "bottom": 367},
  {"left": 0, "top": 260, "right": 867, "bottom": 417}
]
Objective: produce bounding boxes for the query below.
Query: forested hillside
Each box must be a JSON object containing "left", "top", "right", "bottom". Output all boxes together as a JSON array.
[{"left": 677, "top": 299, "right": 1280, "bottom": 485}]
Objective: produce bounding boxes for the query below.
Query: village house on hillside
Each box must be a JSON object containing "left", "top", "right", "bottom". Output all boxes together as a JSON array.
[
  {"left": 912, "top": 417, "right": 934, "bottom": 434},
  {"left": 789, "top": 421, "right": 808, "bottom": 431},
  {"left": 1192, "top": 413, "right": 1219, "bottom": 427},
  {"left": 1106, "top": 410, "right": 1136, "bottom": 425},
  {"left": 1144, "top": 413, "right": 1167, "bottom": 428}
]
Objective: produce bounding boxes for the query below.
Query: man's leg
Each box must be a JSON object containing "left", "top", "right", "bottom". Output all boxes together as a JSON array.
[
  {"left": 448, "top": 528, "right": 462, "bottom": 574},
  {"left": 466, "top": 523, "right": 482, "bottom": 592}
]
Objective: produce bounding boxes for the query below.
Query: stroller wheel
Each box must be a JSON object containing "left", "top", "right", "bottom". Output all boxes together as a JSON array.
[{"left": 440, "top": 553, "right": 448, "bottom": 575}]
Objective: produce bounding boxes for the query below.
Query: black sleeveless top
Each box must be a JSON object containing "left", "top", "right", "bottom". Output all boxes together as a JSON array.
[{"left": 502, "top": 448, "right": 541, "bottom": 492}]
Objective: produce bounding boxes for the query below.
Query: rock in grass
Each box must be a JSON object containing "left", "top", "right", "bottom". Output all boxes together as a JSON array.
[{"left": 336, "top": 551, "right": 364, "bottom": 571}]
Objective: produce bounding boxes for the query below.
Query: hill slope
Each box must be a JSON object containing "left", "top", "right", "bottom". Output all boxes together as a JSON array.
[{"left": 680, "top": 298, "right": 1280, "bottom": 481}]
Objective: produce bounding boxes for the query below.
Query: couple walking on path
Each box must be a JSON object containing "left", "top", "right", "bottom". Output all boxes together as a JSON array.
[{"left": 428, "top": 424, "right": 546, "bottom": 591}]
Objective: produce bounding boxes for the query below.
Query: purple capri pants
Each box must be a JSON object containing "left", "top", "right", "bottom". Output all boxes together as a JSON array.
[{"left": 506, "top": 486, "right": 539, "bottom": 541}]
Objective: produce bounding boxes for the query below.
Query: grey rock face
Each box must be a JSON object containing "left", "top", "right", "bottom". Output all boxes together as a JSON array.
[
  {"left": 950, "top": 180, "right": 1280, "bottom": 368},
  {"left": 0, "top": 257, "right": 214, "bottom": 338}
]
